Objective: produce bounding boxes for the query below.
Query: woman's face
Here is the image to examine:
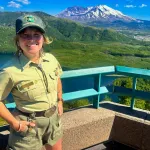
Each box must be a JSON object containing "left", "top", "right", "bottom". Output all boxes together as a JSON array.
[{"left": 18, "top": 28, "right": 44, "bottom": 58}]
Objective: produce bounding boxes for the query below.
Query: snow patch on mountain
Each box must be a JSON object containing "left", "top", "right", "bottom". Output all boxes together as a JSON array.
[{"left": 56, "top": 5, "right": 136, "bottom": 22}]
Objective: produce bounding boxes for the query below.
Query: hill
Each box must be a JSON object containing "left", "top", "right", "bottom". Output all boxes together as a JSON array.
[
  {"left": 0, "top": 11, "right": 135, "bottom": 43},
  {"left": 1, "top": 11, "right": 150, "bottom": 70}
]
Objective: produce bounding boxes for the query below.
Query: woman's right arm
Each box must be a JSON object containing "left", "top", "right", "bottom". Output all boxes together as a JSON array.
[
  {"left": 0, "top": 70, "right": 35, "bottom": 131},
  {"left": 0, "top": 102, "right": 20, "bottom": 130},
  {"left": 0, "top": 102, "right": 35, "bottom": 132}
]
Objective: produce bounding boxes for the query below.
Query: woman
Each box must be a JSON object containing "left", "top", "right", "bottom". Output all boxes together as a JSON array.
[{"left": 0, "top": 14, "right": 63, "bottom": 150}]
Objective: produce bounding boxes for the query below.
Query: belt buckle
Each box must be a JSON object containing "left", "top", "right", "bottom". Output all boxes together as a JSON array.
[
  {"left": 44, "top": 106, "right": 56, "bottom": 118},
  {"left": 29, "top": 112, "right": 36, "bottom": 119}
]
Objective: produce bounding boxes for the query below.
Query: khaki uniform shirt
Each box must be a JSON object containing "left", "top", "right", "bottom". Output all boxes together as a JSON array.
[{"left": 0, "top": 53, "right": 63, "bottom": 112}]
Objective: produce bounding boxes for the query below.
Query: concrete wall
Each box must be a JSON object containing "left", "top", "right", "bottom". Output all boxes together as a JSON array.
[
  {"left": 62, "top": 107, "right": 115, "bottom": 150},
  {"left": 142, "top": 121, "right": 150, "bottom": 150},
  {"left": 112, "top": 113, "right": 150, "bottom": 150},
  {"left": 0, "top": 102, "right": 150, "bottom": 150},
  {"left": 62, "top": 103, "right": 150, "bottom": 150}
]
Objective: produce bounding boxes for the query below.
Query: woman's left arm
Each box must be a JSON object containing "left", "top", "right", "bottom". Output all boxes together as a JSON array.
[{"left": 57, "top": 78, "right": 63, "bottom": 116}]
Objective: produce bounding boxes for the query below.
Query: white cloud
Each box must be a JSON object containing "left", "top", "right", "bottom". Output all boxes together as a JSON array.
[
  {"left": 115, "top": 4, "right": 119, "bottom": 7},
  {"left": 0, "top": 6, "right": 4, "bottom": 11},
  {"left": 124, "top": 5, "right": 136, "bottom": 8},
  {"left": 15, "top": 0, "right": 30, "bottom": 5},
  {"left": 8, "top": 1, "right": 21, "bottom": 8},
  {"left": 139, "top": 4, "right": 147, "bottom": 8}
]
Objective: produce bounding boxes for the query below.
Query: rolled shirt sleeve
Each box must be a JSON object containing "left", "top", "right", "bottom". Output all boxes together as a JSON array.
[
  {"left": 0, "top": 70, "right": 13, "bottom": 101},
  {"left": 50, "top": 54, "right": 63, "bottom": 77},
  {"left": 57, "top": 61, "right": 63, "bottom": 77}
]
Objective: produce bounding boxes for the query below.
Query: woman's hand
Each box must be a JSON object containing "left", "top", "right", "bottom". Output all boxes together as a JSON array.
[
  {"left": 58, "top": 100, "right": 63, "bottom": 116},
  {"left": 12, "top": 120, "right": 35, "bottom": 132}
]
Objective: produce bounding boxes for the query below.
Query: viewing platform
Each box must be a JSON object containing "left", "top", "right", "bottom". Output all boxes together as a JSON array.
[{"left": 0, "top": 66, "right": 150, "bottom": 150}]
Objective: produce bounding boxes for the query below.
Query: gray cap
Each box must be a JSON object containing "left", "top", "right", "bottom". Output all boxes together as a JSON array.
[{"left": 16, "top": 14, "right": 45, "bottom": 34}]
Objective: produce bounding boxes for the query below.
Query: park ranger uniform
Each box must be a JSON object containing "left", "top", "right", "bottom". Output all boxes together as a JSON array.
[{"left": 0, "top": 53, "right": 63, "bottom": 150}]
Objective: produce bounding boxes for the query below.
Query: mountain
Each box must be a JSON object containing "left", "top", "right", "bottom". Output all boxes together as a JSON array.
[
  {"left": 56, "top": 5, "right": 136, "bottom": 23},
  {"left": 0, "top": 11, "right": 134, "bottom": 43},
  {"left": 56, "top": 5, "right": 150, "bottom": 30}
]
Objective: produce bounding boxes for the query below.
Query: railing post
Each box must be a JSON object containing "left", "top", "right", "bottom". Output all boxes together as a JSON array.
[
  {"left": 93, "top": 74, "right": 101, "bottom": 108},
  {"left": 131, "top": 77, "right": 137, "bottom": 109}
]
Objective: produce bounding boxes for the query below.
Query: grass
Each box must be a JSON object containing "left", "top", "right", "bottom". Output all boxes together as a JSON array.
[
  {"left": 48, "top": 41, "right": 150, "bottom": 70},
  {"left": 0, "top": 118, "right": 8, "bottom": 126},
  {"left": 1, "top": 40, "right": 150, "bottom": 69}
]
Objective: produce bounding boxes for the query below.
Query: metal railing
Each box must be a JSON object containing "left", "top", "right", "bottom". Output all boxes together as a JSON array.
[
  {"left": 1, "top": 65, "right": 150, "bottom": 149},
  {"left": 5, "top": 65, "right": 150, "bottom": 110}
]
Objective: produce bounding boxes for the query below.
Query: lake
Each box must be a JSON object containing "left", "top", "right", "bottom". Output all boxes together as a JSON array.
[{"left": 0, "top": 53, "right": 13, "bottom": 66}]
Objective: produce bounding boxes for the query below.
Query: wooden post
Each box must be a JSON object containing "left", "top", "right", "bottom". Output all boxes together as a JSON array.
[
  {"left": 93, "top": 74, "right": 101, "bottom": 108},
  {"left": 131, "top": 77, "right": 137, "bottom": 109}
]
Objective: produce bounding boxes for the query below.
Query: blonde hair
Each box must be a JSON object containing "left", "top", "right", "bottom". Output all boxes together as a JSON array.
[{"left": 14, "top": 34, "right": 53, "bottom": 56}]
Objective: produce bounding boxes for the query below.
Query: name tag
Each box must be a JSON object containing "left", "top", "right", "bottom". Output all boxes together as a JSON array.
[{"left": 17, "top": 81, "right": 35, "bottom": 92}]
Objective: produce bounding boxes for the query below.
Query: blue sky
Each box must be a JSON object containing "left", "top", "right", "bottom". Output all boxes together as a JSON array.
[{"left": 0, "top": 0, "right": 150, "bottom": 20}]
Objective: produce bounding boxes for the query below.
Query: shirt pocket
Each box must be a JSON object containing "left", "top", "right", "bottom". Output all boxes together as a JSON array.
[{"left": 16, "top": 80, "right": 45, "bottom": 100}]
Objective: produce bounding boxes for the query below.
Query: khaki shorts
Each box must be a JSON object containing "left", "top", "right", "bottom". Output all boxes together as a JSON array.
[{"left": 7, "top": 109, "right": 63, "bottom": 150}]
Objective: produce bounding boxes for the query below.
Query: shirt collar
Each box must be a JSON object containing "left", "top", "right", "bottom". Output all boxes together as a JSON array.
[
  {"left": 42, "top": 53, "right": 50, "bottom": 62},
  {"left": 19, "top": 53, "right": 50, "bottom": 70},
  {"left": 19, "top": 54, "right": 32, "bottom": 70}
]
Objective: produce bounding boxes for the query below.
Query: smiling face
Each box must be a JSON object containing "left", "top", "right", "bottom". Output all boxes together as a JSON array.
[{"left": 18, "top": 27, "right": 44, "bottom": 60}]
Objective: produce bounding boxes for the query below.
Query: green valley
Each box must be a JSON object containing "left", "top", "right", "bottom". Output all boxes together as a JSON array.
[{"left": 0, "top": 11, "right": 150, "bottom": 70}]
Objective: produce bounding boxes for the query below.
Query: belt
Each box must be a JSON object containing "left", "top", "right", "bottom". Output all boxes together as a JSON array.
[{"left": 16, "top": 106, "right": 57, "bottom": 118}]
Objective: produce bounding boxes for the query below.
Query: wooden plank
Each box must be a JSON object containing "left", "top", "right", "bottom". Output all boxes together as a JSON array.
[
  {"left": 61, "top": 66, "right": 115, "bottom": 79},
  {"left": 114, "top": 86, "right": 150, "bottom": 101},
  {"left": 62, "top": 86, "right": 112, "bottom": 101},
  {"left": 5, "top": 102, "right": 16, "bottom": 109},
  {"left": 116, "top": 66, "right": 150, "bottom": 79},
  {"left": 62, "top": 88, "right": 98, "bottom": 101},
  {"left": 98, "top": 86, "right": 113, "bottom": 94}
]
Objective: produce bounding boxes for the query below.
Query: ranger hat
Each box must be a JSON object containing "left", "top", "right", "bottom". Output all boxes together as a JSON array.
[{"left": 16, "top": 14, "right": 45, "bottom": 34}]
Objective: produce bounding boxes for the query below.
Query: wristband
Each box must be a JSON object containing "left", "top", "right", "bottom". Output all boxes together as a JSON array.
[
  {"left": 16, "top": 121, "right": 22, "bottom": 132},
  {"left": 58, "top": 98, "right": 64, "bottom": 103}
]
